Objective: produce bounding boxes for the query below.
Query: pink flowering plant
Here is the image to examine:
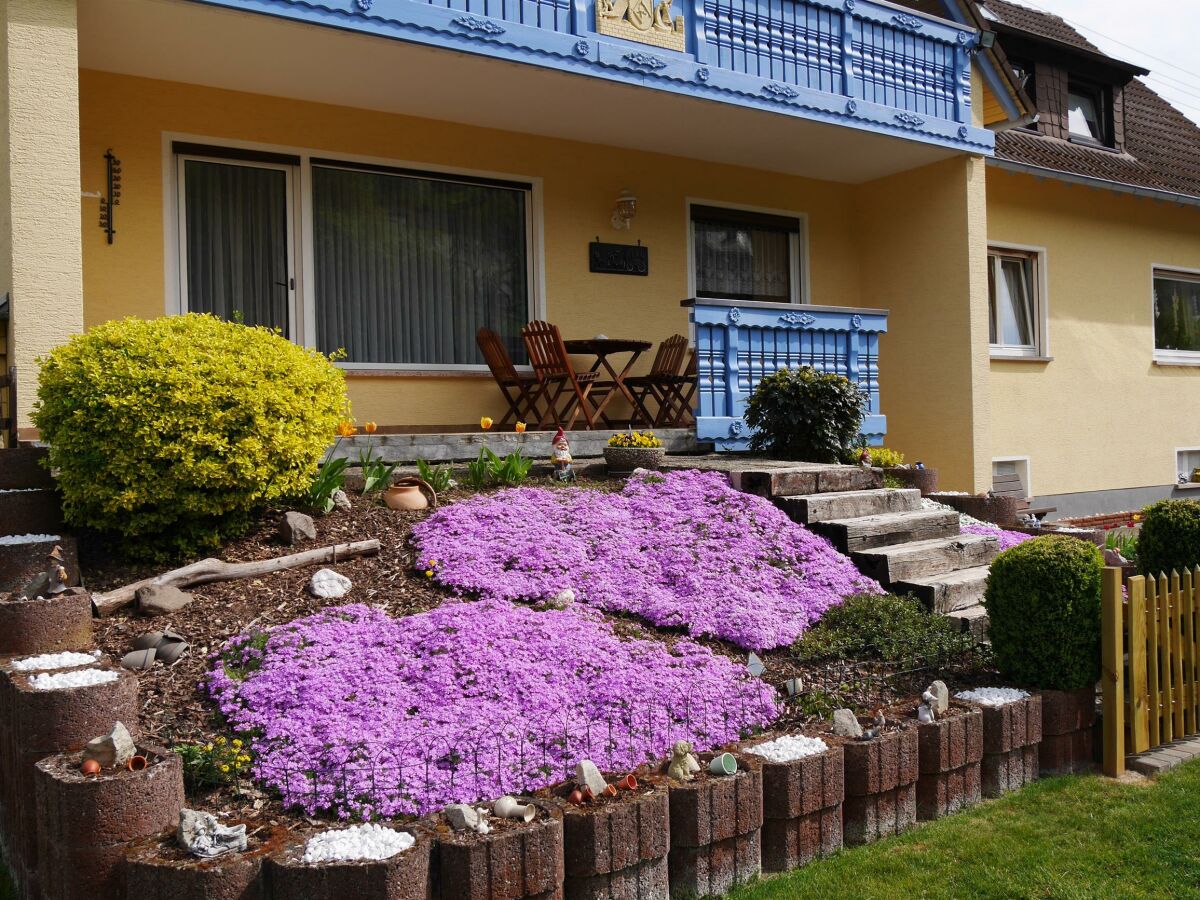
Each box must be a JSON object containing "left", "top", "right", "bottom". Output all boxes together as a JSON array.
[
  {"left": 962, "top": 523, "right": 1034, "bottom": 552},
  {"left": 412, "top": 469, "right": 880, "bottom": 651},
  {"left": 207, "top": 600, "right": 776, "bottom": 819}
]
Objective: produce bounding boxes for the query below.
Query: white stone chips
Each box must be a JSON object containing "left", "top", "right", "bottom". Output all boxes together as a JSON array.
[
  {"left": 302, "top": 824, "right": 415, "bottom": 863},
  {"left": 0, "top": 533, "right": 61, "bottom": 546},
  {"left": 745, "top": 734, "right": 829, "bottom": 763},
  {"left": 29, "top": 668, "right": 119, "bottom": 691},
  {"left": 955, "top": 687, "right": 1030, "bottom": 707},
  {"left": 11, "top": 650, "right": 100, "bottom": 671}
]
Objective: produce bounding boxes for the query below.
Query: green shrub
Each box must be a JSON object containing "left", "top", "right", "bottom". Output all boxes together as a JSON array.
[
  {"left": 34, "top": 314, "right": 346, "bottom": 559},
  {"left": 866, "top": 447, "right": 905, "bottom": 468},
  {"left": 1137, "top": 499, "right": 1200, "bottom": 576},
  {"left": 984, "top": 535, "right": 1102, "bottom": 691},
  {"left": 792, "top": 593, "right": 976, "bottom": 664},
  {"left": 744, "top": 366, "right": 866, "bottom": 463}
]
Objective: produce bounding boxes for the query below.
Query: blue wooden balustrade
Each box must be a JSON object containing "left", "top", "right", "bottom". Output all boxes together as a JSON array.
[
  {"left": 683, "top": 298, "right": 887, "bottom": 452},
  {"left": 196, "top": 0, "right": 993, "bottom": 155}
]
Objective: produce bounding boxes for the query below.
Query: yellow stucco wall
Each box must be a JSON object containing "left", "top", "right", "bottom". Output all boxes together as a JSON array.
[
  {"left": 79, "top": 69, "right": 875, "bottom": 427},
  {"left": 987, "top": 168, "right": 1200, "bottom": 496}
]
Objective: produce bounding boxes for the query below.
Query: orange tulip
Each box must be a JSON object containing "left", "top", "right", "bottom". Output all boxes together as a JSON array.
[
  {"left": 336, "top": 421, "right": 357, "bottom": 438},
  {"left": 515, "top": 421, "right": 527, "bottom": 434},
  {"left": 364, "top": 421, "right": 378, "bottom": 434},
  {"left": 480, "top": 416, "right": 494, "bottom": 431}
]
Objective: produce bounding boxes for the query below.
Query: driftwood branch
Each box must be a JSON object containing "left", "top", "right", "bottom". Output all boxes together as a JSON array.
[{"left": 91, "top": 539, "right": 381, "bottom": 617}]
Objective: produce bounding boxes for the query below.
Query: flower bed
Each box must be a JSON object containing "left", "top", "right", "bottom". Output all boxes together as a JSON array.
[
  {"left": 207, "top": 600, "right": 776, "bottom": 819},
  {"left": 412, "top": 470, "right": 879, "bottom": 650},
  {"left": 961, "top": 523, "right": 1034, "bottom": 552}
]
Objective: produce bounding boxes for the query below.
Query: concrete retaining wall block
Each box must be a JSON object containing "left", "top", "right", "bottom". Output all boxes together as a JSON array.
[{"left": 269, "top": 827, "right": 430, "bottom": 900}]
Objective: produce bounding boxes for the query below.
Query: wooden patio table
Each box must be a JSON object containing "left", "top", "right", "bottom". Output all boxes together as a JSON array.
[{"left": 562, "top": 338, "right": 653, "bottom": 427}]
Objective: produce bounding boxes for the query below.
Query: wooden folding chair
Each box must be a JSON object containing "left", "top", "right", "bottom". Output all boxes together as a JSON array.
[
  {"left": 659, "top": 349, "right": 697, "bottom": 427},
  {"left": 521, "top": 321, "right": 604, "bottom": 429},
  {"left": 624, "top": 334, "right": 689, "bottom": 426},
  {"left": 477, "top": 327, "right": 544, "bottom": 427}
]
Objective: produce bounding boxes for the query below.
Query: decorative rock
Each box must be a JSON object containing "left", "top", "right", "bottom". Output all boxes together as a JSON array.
[
  {"left": 121, "top": 648, "right": 157, "bottom": 670},
  {"left": 928, "top": 680, "right": 950, "bottom": 714},
  {"left": 308, "top": 568, "right": 351, "bottom": 599},
  {"left": 547, "top": 588, "right": 575, "bottom": 609},
  {"left": 747, "top": 652, "right": 765, "bottom": 677},
  {"left": 178, "top": 808, "right": 248, "bottom": 858},
  {"left": 445, "top": 804, "right": 480, "bottom": 832},
  {"left": 279, "top": 511, "right": 317, "bottom": 546},
  {"left": 575, "top": 759, "right": 609, "bottom": 797},
  {"left": 667, "top": 741, "right": 701, "bottom": 782},
  {"left": 83, "top": 721, "right": 136, "bottom": 769},
  {"left": 832, "top": 709, "right": 862, "bottom": 738},
  {"left": 136, "top": 584, "right": 195, "bottom": 617},
  {"left": 332, "top": 489, "right": 352, "bottom": 512}
]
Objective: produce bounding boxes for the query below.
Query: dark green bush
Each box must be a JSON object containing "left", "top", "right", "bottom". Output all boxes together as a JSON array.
[
  {"left": 792, "top": 593, "right": 976, "bottom": 664},
  {"left": 1137, "top": 499, "right": 1200, "bottom": 577},
  {"left": 744, "top": 366, "right": 866, "bottom": 463},
  {"left": 984, "top": 535, "right": 1102, "bottom": 691}
]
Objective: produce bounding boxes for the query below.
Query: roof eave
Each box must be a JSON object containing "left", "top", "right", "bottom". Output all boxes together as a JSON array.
[{"left": 990, "top": 157, "right": 1200, "bottom": 209}]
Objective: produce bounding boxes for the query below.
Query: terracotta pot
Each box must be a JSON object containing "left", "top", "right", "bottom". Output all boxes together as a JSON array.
[
  {"left": 615, "top": 773, "right": 637, "bottom": 791},
  {"left": 384, "top": 476, "right": 436, "bottom": 511},
  {"left": 127, "top": 755, "right": 148, "bottom": 772},
  {"left": 80, "top": 759, "right": 101, "bottom": 777}
]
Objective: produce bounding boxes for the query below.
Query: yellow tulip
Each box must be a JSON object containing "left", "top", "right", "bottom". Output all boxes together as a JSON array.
[
  {"left": 480, "top": 416, "right": 493, "bottom": 430},
  {"left": 515, "top": 421, "right": 527, "bottom": 433},
  {"left": 364, "top": 421, "right": 378, "bottom": 434}
]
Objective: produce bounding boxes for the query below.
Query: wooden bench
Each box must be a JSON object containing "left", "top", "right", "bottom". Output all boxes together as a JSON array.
[{"left": 991, "top": 472, "right": 1056, "bottom": 521}]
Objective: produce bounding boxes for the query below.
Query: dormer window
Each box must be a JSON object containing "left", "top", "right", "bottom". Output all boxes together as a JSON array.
[{"left": 1067, "top": 78, "right": 1111, "bottom": 145}]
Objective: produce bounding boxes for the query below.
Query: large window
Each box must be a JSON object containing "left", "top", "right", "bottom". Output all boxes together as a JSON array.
[
  {"left": 1067, "top": 79, "right": 1110, "bottom": 145},
  {"left": 312, "top": 164, "right": 531, "bottom": 366},
  {"left": 987, "top": 247, "right": 1042, "bottom": 356},
  {"left": 691, "top": 205, "right": 803, "bottom": 303},
  {"left": 1153, "top": 269, "right": 1200, "bottom": 359}
]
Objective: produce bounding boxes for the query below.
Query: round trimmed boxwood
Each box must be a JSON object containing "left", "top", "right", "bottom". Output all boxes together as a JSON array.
[
  {"left": 983, "top": 535, "right": 1102, "bottom": 691},
  {"left": 1137, "top": 499, "right": 1200, "bottom": 577},
  {"left": 743, "top": 366, "right": 866, "bottom": 463},
  {"left": 34, "top": 314, "right": 347, "bottom": 560}
]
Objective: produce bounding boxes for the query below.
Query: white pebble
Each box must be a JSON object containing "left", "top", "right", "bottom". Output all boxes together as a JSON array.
[
  {"left": 29, "top": 668, "right": 118, "bottom": 691},
  {"left": 745, "top": 734, "right": 829, "bottom": 762},
  {"left": 955, "top": 687, "right": 1030, "bottom": 707},
  {"left": 12, "top": 650, "right": 100, "bottom": 671},
  {"left": 302, "top": 824, "right": 414, "bottom": 863},
  {"left": 309, "top": 568, "right": 352, "bottom": 599},
  {"left": 0, "top": 533, "right": 61, "bottom": 546}
]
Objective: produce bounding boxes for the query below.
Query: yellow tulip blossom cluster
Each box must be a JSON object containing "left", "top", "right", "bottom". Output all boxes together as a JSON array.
[{"left": 607, "top": 430, "right": 663, "bottom": 449}]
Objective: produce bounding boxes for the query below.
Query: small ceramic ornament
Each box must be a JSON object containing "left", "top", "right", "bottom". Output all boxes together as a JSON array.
[
  {"left": 18, "top": 546, "right": 70, "bottom": 600},
  {"left": 551, "top": 428, "right": 575, "bottom": 482},
  {"left": 746, "top": 653, "right": 765, "bottom": 678},
  {"left": 858, "top": 447, "right": 871, "bottom": 467},
  {"left": 918, "top": 704, "right": 936, "bottom": 724},
  {"left": 666, "top": 741, "right": 701, "bottom": 782}
]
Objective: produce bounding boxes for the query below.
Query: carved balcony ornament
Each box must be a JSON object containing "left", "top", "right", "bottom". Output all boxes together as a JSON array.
[
  {"left": 451, "top": 14, "right": 507, "bottom": 34},
  {"left": 894, "top": 112, "right": 926, "bottom": 127},
  {"left": 780, "top": 311, "right": 817, "bottom": 327},
  {"left": 598, "top": 0, "right": 686, "bottom": 52},
  {"left": 575, "top": 39, "right": 590, "bottom": 56},
  {"left": 727, "top": 307, "right": 742, "bottom": 324},
  {"left": 354, "top": 0, "right": 373, "bottom": 10},
  {"left": 763, "top": 82, "right": 800, "bottom": 100},
  {"left": 623, "top": 51, "right": 668, "bottom": 70},
  {"left": 891, "top": 13, "right": 924, "bottom": 30}
]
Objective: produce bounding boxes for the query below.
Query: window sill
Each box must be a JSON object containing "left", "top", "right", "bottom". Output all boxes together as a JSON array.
[
  {"left": 990, "top": 351, "right": 1053, "bottom": 363},
  {"left": 1153, "top": 352, "right": 1200, "bottom": 368},
  {"left": 1174, "top": 482, "right": 1200, "bottom": 491}
]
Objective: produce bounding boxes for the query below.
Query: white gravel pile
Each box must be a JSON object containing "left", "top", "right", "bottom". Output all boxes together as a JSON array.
[
  {"left": 955, "top": 687, "right": 1030, "bottom": 707},
  {"left": 921, "top": 498, "right": 993, "bottom": 530},
  {"left": 12, "top": 650, "right": 100, "bottom": 672},
  {"left": 28, "top": 668, "right": 118, "bottom": 691},
  {"left": 302, "top": 824, "right": 415, "bottom": 863},
  {"left": 0, "top": 533, "right": 61, "bottom": 546},
  {"left": 745, "top": 734, "right": 829, "bottom": 762}
]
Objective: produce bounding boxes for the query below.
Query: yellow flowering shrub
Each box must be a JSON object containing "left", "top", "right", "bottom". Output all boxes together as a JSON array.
[
  {"left": 33, "top": 314, "right": 346, "bottom": 559},
  {"left": 607, "top": 430, "right": 663, "bottom": 449}
]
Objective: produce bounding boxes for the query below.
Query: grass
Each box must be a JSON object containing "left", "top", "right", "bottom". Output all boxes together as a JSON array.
[{"left": 731, "top": 761, "right": 1200, "bottom": 900}]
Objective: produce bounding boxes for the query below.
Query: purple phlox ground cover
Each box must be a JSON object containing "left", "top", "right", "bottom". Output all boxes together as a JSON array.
[
  {"left": 961, "top": 522, "right": 1035, "bottom": 551},
  {"left": 412, "top": 469, "right": 880, "bottom": 651},
  {"left": 207, "top": 600, "right": 777, "bottom": 819}
]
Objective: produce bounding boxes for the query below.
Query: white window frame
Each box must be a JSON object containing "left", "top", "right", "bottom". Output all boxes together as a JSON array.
[
  {"left": 992, "top": 456, "right": 1033, "bottom": 498},
  {"left": 685, "top": 198, "right": 810, "bottom": 304},
  {"left": 163, "top": 132, "right": 546, "bottom": 374},
  {"left": 1151, "top": 264, "right": 1200, "bottom": 367},
  {"left": 1175, "top": 446, "right": 1200, "bottom": 489},
  {"left": 987, "top": 242, "right": 1049, "bottom": 359}
]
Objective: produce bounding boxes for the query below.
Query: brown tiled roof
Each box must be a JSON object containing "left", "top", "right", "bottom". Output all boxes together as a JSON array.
[{"left": 984, "top": 1, "right": 1200, "bottom": 201}]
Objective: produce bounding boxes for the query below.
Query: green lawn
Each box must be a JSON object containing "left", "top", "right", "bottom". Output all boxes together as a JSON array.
[{"left": 732, "top": 761, "right": 1200, "bottom": 900}]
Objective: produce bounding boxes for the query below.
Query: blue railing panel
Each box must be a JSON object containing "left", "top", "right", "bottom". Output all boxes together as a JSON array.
[{"left": 685, "top": 298, "right": 887, "bottom": 452}]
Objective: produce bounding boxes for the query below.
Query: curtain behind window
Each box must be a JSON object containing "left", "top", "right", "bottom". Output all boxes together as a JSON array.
[
  {"left": 989, "top": 255, "right": 1035, "bottom": 346},
  {"left": 312, "top": 166, "right": 529, "bottom": 365},
  {"left": 692, "top": 206, "right": 797, "bottom": 302},
  {"left": 183, "top": 160, "right": 290, "bottom": 332}
]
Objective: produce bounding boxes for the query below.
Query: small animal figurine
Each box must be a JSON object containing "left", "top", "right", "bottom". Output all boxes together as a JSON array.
[
  {"left": 858, "top": 447, "right": 871, "bottom": 467},
  {"left": 18, "top": 546, "right": 69, "bottom": 600},
  {"left": 873, "top": 708, "right": 887, "bottom": 729},
  {"left": 921, "top": 688, "right": 939, "bottom": 722},
  {"left": 667, "top": 740, "right": 700, "bottom": 782},
  {"left": 551, "top": 427, "right": 575, "bottom": 482},
  {"left": 918, "top": 704, "right": 936, "bottom": 724}
]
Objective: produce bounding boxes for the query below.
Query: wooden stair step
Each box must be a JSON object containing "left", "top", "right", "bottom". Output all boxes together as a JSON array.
[
  {"left": 732, "top": 464, "right": 881, "bottom": 499},
  {"left": 894, "top": 566, "right": 992, "bottom": 614},
  {"left": 853, "top": 533, "right": 1000, "bottom": 585},
  {"left": 946, "top": 604, "right": 990, "bottom": 642},
  {"left": 776, "top": 489, "right": 921, "bottom": 525},
  {"left": 810, "top": 509, "right": 959, "bottom": 554}
]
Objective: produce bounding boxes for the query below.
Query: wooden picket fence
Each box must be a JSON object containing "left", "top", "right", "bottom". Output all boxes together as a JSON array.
[{"left": 1101, "top": 566, "right": 1200, "bottom": 776}]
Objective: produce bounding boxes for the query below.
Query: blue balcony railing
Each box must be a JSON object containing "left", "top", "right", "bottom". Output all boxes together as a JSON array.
[
  {"left": 683, "top": 298, "right": 887, "bottom": 452},
  {"left": 203, "top": 0, "right": 993, "bottom": 154}
]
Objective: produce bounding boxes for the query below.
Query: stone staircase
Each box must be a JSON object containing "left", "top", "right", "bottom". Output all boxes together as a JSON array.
[{"left": 721, "top": 461, "right": 996, "bottom": 637}]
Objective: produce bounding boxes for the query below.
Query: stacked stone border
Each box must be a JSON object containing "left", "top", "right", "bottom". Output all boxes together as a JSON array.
[
  {"left": 1040, "top": 688, "right": 1097, "bottom": 776},
  {"left": 916, "top": 706, "right": 983, "bottom": 821},
  {"left": 842, "top": 724, "right": 920, "bottom": 846},
  {"left": 971, "top": 694, "right": 1043, "bottom": 797}
]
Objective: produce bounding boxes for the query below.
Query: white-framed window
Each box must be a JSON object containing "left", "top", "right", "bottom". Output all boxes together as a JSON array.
[
  {"left": 993, "top": 457, "right": 1032, "bottom": 498},
  {"left": 1153, "top": 268, "right": 1200, "bottom": 365},
  {"left": 1176, "top": 448, "right": 1200, "bottom": 486},
  {"left": 987, "top": 244, "right": 1047, "bottom": 358},
  {"left": 688, "top": 202, "right": 806, "bottom": 303},
  {"left": 166, "top": 137, "right": 543, "bottom": 372}
]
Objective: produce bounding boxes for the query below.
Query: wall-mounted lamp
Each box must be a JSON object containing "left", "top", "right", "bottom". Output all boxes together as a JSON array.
[
  {"left": 611, "top": 189, "right": 637, "bottom": 230},
  {"left": 978, "top": 30, "right": 996, "bottom": 50}
]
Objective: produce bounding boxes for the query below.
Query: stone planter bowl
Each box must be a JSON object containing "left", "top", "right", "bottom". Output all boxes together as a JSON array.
[
  {"left": 603, "top": 446, "right": 666, "bottom": 475},
  {"left": 880, "top": 467, "right": 939, "bottom": 496}
]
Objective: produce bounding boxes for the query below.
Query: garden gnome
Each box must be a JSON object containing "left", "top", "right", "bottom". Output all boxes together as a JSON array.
[
  {"left": 667, "top": 740, "right": 700, "bottom": 782},
  {"left": 551, "top": 427, "right": 575, "bottom": 482},
  {"left": 858, "top": 447, "right": 871, "bottom": 467},
  {"left": 18, "top": 546, "right": 69, "bottom": 600}
]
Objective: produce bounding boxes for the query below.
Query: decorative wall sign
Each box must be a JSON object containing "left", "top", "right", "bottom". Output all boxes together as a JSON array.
[
  {"left": 589, "top": 240, "right": 649, "bottom": 276},
  {"left": 596, "top": 0, "right": 685, "bottom": 53}
]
